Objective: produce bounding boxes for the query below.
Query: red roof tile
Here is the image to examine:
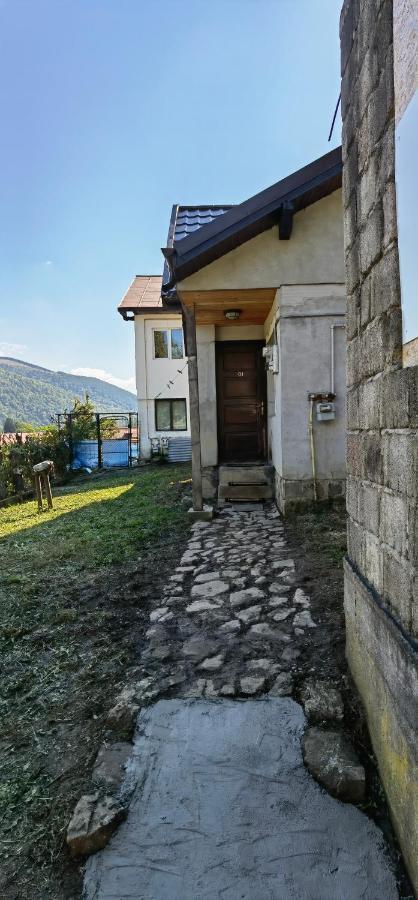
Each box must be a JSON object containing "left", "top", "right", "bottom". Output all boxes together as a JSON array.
[{"left": 118, "top": 276, "right": 163, "bottom": 315}]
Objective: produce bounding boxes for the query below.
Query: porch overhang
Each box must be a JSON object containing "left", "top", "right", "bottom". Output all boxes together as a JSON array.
[{"left": 178, "top": 288, "right": 276, "bottom": 327}]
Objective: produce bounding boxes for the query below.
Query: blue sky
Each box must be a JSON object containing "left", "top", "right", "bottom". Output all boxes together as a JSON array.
[{"left": 0, "top": 0, "right": 341, "bottom": 392}]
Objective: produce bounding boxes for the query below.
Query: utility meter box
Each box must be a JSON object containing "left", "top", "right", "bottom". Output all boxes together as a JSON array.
[
  {"left": 316, "top": 401, "right": 335, "bottom": 421},
  {"left": 262, "top": 345, "right": 279, "bottom": 373}
]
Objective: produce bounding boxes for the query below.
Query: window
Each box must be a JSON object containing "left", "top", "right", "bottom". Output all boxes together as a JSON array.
[
  {"left": 155, "top": 399, "right": 187, "bottom": 431},
  {"left": 153, "top": 328, "right": 184, "bottom": 359}
]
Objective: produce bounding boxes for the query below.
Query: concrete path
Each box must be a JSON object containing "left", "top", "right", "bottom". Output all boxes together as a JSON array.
[
  {"left": 84, "top": 504, "right": 399, "bottom": 899},
  {"left": 84, "top": 699, "right": 398, "bottom": 899}
]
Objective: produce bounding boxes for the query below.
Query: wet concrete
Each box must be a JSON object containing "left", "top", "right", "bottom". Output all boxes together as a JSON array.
[{"left": 84, "top": 698, "right": 398, "bottom": 900}]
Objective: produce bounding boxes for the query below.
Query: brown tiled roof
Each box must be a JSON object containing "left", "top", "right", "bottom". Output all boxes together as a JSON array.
[{"left": 118, "top": 276, "right": 163, "bottom": 318}]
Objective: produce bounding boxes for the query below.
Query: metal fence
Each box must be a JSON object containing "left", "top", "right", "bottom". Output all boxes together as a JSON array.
[{"left": 57, "top": 412, "right": 139, "bottom": 470}]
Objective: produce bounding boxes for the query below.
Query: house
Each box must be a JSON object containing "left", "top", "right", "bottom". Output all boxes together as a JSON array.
[
  {"left": 119, "top": 147, "right": 346, "bottom": 513},
  {"left": 118, "top": 275, "right": 191, "bottom": 459},
  {"left": 341, "top": 0, "right": 418, "bottom": 888}
]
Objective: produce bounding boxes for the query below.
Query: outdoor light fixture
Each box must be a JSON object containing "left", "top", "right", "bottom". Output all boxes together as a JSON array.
[{"left": 224, "top": 309, "right": 241, "bottom": 320}]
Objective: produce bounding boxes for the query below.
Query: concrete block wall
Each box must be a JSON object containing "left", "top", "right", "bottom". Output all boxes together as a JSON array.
[{"left": 340, "top": 0, "right": 418, "bottom": 888}]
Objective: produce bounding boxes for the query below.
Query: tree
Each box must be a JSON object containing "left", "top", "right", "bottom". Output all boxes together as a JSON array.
[
  {"left": 15, "top": 421, "right": 36, "bottom": 433},
  {"left": 63, "top": 396, "right": 118, "bottom": 442},
  {"left": 3, "top": 416, "right": 17, "bottom": 433}
]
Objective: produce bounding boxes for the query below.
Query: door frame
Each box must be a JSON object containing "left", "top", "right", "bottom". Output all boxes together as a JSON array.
[{"left": 215, "top": 339, "right": 267, "bottom": 464}]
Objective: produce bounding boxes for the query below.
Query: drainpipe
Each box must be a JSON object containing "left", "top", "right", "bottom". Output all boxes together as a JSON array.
[
  {"left": 330, "top": 323, "right": 346, "bottom": 395},
  {"left": 308, "top": 397, "right": 317, "bottom": 502}
]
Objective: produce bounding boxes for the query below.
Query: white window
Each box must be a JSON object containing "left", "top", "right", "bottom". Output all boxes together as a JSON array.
[
  {"left": 153, "top": 328, "right": 184, "bottom": 359},
  {"left": 155, "top": 399, "right": 187, "bottom": 431}
]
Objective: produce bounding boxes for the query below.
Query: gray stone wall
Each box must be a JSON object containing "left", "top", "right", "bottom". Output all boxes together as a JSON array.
[
  {"left": 341, "top": 0, "right": 417, "bottom": 637},
  {"left": 340, "top": 0, "right": 418, "bottom": 888}
]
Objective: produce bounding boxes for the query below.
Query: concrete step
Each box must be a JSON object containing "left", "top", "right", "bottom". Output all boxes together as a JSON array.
[
  {"left": 218, "top": 483, "right": 274, "bottom": 501},
  {"left": 218, "top": 465, "right": 274, "bottom": 487}
]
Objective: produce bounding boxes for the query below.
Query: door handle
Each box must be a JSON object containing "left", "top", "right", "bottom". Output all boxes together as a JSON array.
[{"left": 259, "top": 402, "right": 265, "bottom": 416}]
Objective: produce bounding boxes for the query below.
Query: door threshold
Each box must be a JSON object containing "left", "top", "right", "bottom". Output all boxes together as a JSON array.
[{"left": 219, "top": 461, "right": 269, "bottom": 467}]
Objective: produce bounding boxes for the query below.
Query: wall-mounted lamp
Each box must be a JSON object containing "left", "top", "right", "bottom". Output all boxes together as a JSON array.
[{"left": 224, "top": 309, "right": 241, "bottom": 320}]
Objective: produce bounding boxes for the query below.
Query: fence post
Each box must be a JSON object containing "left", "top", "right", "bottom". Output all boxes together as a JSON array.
[
  {"left": 68, "top": 414, "right": 73, "bottom": 468},
  {"left": 97, "top": 414, "right": 102, "bottom": 469},
  {"left": 128, "top": 413, "right": 132, "bottom": 466}
]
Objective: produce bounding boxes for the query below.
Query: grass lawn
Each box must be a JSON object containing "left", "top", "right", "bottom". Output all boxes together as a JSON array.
[{"left": 0, "top": 463, "right": 191, "bottom": 900}]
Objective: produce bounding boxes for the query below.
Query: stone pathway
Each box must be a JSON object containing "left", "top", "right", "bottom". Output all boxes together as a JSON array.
[
  {"left": 139, "top": 503, "right": 311, "bottom": 699},
  {"left": 83, "top": 504, "right": 399, "bottom": 899}
]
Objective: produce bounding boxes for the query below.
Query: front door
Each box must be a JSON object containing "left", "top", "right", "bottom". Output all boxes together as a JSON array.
[{"left": 216, "top": 341, "right": 267, "bottom": 462}]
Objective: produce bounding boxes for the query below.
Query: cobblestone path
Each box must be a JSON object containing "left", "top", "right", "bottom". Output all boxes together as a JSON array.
[{"left": 141, "top": 502, "right": 313, "bottom": 699}]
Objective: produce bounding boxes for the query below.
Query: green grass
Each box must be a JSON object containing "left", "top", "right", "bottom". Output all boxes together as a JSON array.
[
  {"left": 0, "top": 463, "right": 191, "bottom": 900},
  {"left": 0, "top": 465, "right": 191, "bottom": 632}
]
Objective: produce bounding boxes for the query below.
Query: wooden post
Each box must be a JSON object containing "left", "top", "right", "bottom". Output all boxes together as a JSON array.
[
  {"left": 42, "top": 472, "right": 53, "bottom": 509},
  {"left": 34, "top": 474, "right": 43, "bottom": 511},
  {"left": 182, "top": 303, "right": 203, "bottom": 511}
]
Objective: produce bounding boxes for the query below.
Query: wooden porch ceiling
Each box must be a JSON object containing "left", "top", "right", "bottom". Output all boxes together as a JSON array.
[{"left": 179, "top": 288, "right": 276, "bottom": 326}]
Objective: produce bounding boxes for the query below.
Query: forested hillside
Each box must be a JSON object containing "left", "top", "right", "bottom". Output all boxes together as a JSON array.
[{"left": 0, "top": 358, "right": 136, "bottom": 426}]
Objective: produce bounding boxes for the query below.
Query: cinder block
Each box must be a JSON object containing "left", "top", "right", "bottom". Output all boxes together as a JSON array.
[
  {"left": 382, "top": 548, "right": 413, "bottom": 630},
  {"left": 382, "top": 432, "right": 417, "bottom": 497},
  {"left": 364, "top": 530, "right": 384, "bottom": 594},
  {"left": 358, "top": 155, "right": 377, "bottom": 222},
  {"left": 368, "top": 66, "right": 394, "bottom": 150},
  {"left": 347, "top": 386, "right": 360, "bottom": 430},
  {"left": 347, "top": 431, "right": 364, "bottom": 478},
  {"left": 380, "top": 369, "right": 410, "bottom": 429},
  {"left": 407, "top": 500, "right": 418, "bottom": 569},
  {"left": 364, "top": 431, "right": 383, "bottom": 484},
  {"left": 380, "top": 490, "right": 408, "bottom": 558},
  {"left": 359, "top": 482, "right": 381, "bottom": 535},
  {"left": 408, "top": 367, "right": 418, "bottom": 428},
  {"left": 370, "top": 245, "right": 401, "bottom": 318},
  {"left": 382, "top": 180, "right": 397, "bottom": 249},
  {"left": 347, "top": 517, "right": 364, "bottom": 570},
  {"left": 359, "top": 202, "right": 384, "bottom": 277},
  {"left": 346, "top": 290, "right": 361, "bottom": 341},
  {"left": 359, "top": 376, "right": 381, "bottom": 430},
  {"left": 360, "top": 271, "right": 372, "bottom": 328},
  {"left": 346, "top": 476, "right": 360, "bottom": 521},
  {"left": 359, "top": 43, "right": 379, "bottom": 109}
]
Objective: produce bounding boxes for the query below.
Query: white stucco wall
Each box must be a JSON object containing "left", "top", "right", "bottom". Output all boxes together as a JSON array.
[
  {"left": 134, "top": 314, "right": 190, "bottom": 458},
  {"left": 178, "top": 191, "right": 344, "bottom": 292},
  {"left": 273, "top": 286, "right": 346, "bottom": 483}
]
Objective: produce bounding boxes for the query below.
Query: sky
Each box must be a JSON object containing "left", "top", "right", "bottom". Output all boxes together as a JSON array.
[{"left": 0, "top": 0, "right": 342, "bottom": 393}]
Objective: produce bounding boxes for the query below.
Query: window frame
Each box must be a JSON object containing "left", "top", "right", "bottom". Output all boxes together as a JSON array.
[
  {"left": 155, "top": 398, "right": 188, "bottom": 432},
  {"left": 152, "top": 327, "right": 184, "bottom": 360}
]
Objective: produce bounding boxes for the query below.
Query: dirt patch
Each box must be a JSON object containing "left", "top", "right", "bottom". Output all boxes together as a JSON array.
[{"left": 284, "top": 501, "right": 414, "bottom": 899}]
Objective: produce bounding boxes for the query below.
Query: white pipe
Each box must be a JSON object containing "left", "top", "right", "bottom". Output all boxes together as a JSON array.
[
  {"left": 308, "top": 397, "right": 317, "bottom": 502},
  {"left": 330, "top": 323, "right": 346, "bottom": 395}
]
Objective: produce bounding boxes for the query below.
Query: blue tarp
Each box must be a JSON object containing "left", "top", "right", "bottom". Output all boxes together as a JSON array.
[{"left": 72, "top": 440, "right": 139, "bottom": 470}]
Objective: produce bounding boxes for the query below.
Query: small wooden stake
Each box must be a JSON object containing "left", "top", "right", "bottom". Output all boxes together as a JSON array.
[
  {"left": 43, "top": 472, "right": 53, "bottom": 509},
  {"left": 35, "top": 473, "right": 43, "bottom": 511}
]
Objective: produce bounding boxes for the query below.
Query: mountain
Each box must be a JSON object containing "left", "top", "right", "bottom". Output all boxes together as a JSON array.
[{"left": 0, "top": 358, "right": 136, "bottom": 427}]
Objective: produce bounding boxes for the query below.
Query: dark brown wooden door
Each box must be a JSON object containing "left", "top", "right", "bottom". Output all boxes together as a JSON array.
[{"left": 216, "top": 341, "right": 267, "bottom": 462}]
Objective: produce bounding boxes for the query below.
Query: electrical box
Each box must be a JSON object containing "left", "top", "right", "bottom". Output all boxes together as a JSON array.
[
  {"left": 316, "top": 401, "right": 335, "bottom": 421},
  {"left": 262, "top": 344, "right": 279, "bottom": 373}
]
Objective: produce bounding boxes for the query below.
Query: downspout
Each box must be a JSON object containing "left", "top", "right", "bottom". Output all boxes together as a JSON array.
[
  {"left": 308, "top": 397, "right": 317, "bottom": 502},
  {"left": 330, "top": 323, "right": 346, "bottom": 395}
]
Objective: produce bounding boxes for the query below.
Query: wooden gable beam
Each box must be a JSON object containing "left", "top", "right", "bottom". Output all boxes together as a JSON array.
[{"left": 278, "top": 201, "right": 294, "bottom": 240}]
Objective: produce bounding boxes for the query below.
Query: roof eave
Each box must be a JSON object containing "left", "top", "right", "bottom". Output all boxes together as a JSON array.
[
  {"left": 117, "top": 303, "right": 182, "bottom": 320},
  {"left": 164, "top": 147, "right": 342, "bottom": 286}
]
